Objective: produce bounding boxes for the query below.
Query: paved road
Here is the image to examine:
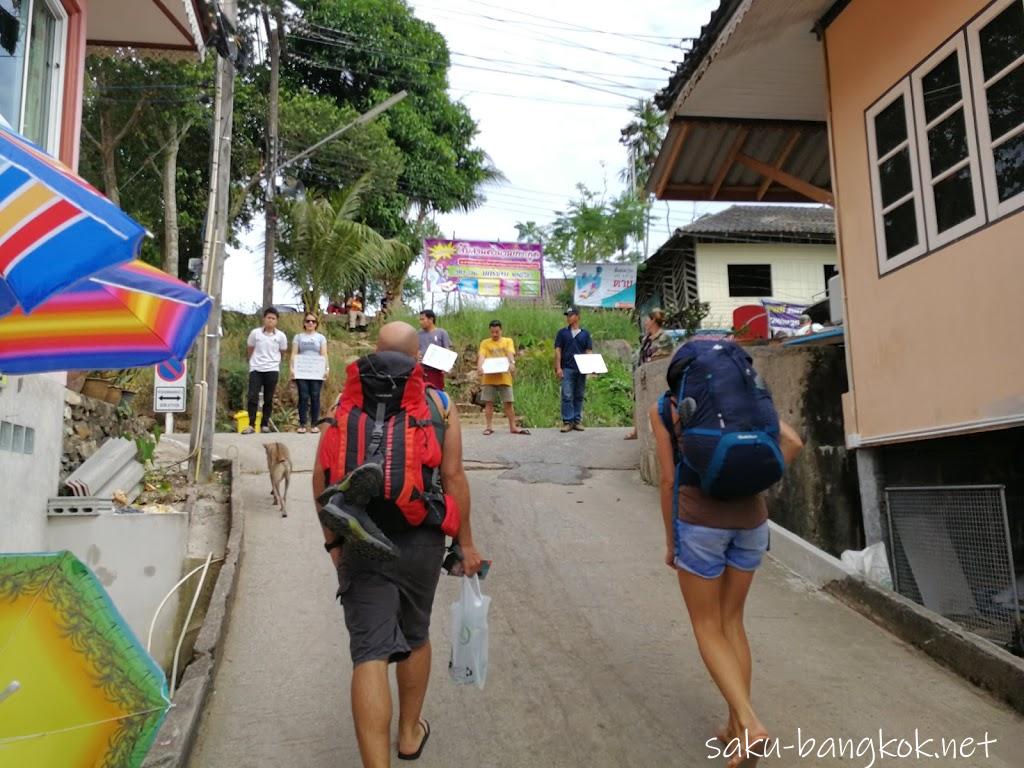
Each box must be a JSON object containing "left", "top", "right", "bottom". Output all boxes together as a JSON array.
[{"left": 188, "top": 429, "right": 1024, "bottom": 767}]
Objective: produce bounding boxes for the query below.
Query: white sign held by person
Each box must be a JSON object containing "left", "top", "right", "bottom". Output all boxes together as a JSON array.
[
  {"left": 293, "top": 356, "right": 327, "bottom": 380},
  {"left": 481, "top": 357, "right": 511, "bottom": 374},
  {"left": 423, "top": 343, "right": 458, "bottom": 373},
  {"left": 574, "top": 354, "right": 608, "bottom": 374}
]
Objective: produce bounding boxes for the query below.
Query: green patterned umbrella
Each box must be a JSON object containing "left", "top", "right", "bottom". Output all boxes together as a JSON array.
[{"left": 0, "top": 551, "right": 170, "bottom": 767}]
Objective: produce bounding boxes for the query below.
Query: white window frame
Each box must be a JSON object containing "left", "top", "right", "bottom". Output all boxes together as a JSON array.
[
  {"left": 17, "top": 0, "right": 68, "bottom": 156},
  {"left": 911, "top": 35, "right": 987, "bottom": 249},
  {"left": 967, "top": 0, "right": 1024, "bottom": 221},
  {"left": 866, "top": 79, "right": 928, "bottom": 274}
]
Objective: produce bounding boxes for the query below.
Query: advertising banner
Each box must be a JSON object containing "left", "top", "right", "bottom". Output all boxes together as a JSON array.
[
  {"left": 573, "top": 263, "right": 637, "bottom": 308},
  {"left": 423, "top": 239, "right": 543, "bottom": 298},
  {"left": 761, "top": 300, "right": 809, "bottom": 336}
]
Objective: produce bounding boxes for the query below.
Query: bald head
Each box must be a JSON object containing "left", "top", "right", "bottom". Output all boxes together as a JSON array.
[{"left": 376, "top": 321, "right": 419, "bottom": 357}]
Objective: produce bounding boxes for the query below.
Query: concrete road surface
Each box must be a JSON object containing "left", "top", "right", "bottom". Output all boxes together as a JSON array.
[{"left": 188, "top": 428, "right": 1024, "bottom": 767}]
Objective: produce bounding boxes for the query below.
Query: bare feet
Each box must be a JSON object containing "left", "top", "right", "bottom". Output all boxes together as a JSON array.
[{"left": 725, "top": 727, "right": 771, "bottom": 768}]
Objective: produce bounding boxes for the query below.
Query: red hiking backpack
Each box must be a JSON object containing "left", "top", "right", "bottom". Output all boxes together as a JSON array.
[{"left": 323, "top": 350, "right": 460, "bottom": 536}]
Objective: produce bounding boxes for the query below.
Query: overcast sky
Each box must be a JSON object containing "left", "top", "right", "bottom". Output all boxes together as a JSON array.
[{"left": 222, "top": 0, "right": 721, "bottom": 311}]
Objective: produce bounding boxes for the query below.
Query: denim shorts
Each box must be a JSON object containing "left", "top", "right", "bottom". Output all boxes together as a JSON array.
[{"left": 673, "top": 518, "right": 770, "bottom": 579}]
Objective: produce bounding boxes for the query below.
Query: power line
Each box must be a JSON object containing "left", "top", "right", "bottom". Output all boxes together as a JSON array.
[
  {"left": 449, "top": 88, "right": 631, "bottom": 110},
  {"left": 408, "top": 9, "right": 680, "bottom": 67},
  {"left": 416, "top": 1, "right": 690, "bottom": 46},
  {"left": 288, "top": 31, "right": 656, "bottom": 98},
  {"left": 298, "top": 19, "right": 669, "bottom": 81}
]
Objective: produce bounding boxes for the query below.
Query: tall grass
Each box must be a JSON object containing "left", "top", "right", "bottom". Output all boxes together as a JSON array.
[
  {"left": 395, "top": 305, "right": 637, "bottom": 353},
  {"left": 393, "top": 306, "right": 639, "bottom": 428},
  {"left": 204, "top": 307, "right": 639, "bottom": 430}
]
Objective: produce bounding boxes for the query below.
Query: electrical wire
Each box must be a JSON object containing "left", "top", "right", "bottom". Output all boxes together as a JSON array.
[
  {"left": 416, "top": 0, "right": 692, "bottom": 44},
  {"left": 288, "top": 34, "right": 654, "bottom": 99}
]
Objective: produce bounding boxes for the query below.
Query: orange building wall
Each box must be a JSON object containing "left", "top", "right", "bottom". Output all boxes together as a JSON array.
[{"left": 825, "top": 0, "right": 1024, "bottom": 445}]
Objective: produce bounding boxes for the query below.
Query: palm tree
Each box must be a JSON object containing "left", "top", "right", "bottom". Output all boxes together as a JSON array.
[
  {"left": 619, "top": 99, "right": 666, "bottom": 195},
  {"left": 277, "top": 176, "right": 411, "bottom": 314},
  {"left": 619, "top": 99, "right": 667, "bottom": 257}
]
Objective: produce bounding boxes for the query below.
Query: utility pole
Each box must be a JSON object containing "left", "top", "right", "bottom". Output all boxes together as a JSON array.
[
  {"left": 261, "top": 5, "right": 281, "bottom": 310},
  {"left": 190, "top": 0, "right": 237, "bottom": 482}
]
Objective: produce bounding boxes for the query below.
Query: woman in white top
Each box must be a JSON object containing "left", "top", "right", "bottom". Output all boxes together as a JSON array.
[
  {"left": 290, "top": 313, "right": 329, "bottom": 433},
  {"left": 244, "top": 307, "right": 289, "bottom": 434}
]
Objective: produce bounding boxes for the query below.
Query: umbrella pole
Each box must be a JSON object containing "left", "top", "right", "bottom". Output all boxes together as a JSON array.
[{"left": 0, "top": 680, "right": 19, "bottom": 704}]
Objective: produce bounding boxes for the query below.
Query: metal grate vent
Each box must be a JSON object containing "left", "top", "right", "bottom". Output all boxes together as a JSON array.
[{"left": 885, "top": 485, "right": 1022, "bottom": 650}]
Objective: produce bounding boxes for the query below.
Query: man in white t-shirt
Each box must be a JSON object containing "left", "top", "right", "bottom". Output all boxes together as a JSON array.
[{"left": 244, "top": 307, "right": 289, "bottom": 433}]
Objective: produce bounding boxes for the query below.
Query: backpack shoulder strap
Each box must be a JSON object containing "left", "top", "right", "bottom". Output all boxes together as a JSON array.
[
  {"left": 657, "top": 391, "right": 681, "bottom": 464},
  {"left": 425, "top": 386, "right": 450, "bottom": 444}
]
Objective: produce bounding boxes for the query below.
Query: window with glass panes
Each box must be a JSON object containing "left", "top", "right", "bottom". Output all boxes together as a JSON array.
[
  {"left": 968, "top": 0, "right": 1024, "bottom": 219},
  {"left": 866, "top": 1, "right": 1024, "bottom": 274},
  {"left": 866, "top": 81, "right": 926, "bottom": 271}
]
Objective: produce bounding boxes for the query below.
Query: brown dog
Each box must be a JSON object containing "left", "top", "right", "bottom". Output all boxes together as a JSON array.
[{"left": 263, "top": 442, "right": 292, "bottom": 517}]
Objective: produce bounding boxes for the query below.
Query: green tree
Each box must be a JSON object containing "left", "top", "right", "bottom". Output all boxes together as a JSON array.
[
  {"left": 535, "top": 184, "right": 652, "bottom": 274},
  {"left": 277, "top": 177, "right": 411, "bottom": 313},
  {"left": 285, "top": 0, "right": 504, "bottom": 231}
]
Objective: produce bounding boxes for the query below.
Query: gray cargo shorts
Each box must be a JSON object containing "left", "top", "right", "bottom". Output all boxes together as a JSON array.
[{"left": 336, "top": 525, "right": 446, "bottom": 666}]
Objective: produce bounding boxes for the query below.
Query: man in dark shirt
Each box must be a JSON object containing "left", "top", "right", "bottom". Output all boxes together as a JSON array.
[
  {"left": 417, "top": 309, "right": 453, "bottom": 390},
  {"left": 553, "top": 306, "right": 593, "bottom": 432}
]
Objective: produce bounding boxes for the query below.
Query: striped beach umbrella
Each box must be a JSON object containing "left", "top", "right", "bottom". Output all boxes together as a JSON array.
[
  {"left": 0, "top": 551, "right": 171, "bottom": 767},
  {"left": 0, "top": 125, "right": 145, "bottom": 317},
  {"left": 0, "top": 260, "right": 211, "bottom": 375}
]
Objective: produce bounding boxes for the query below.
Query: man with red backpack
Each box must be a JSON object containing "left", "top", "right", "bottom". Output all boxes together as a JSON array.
[{"left": 313, "top": 321, "right": 483, "bottom": 766}]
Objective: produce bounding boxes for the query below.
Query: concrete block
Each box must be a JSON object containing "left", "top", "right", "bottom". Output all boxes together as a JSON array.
[{"left": 47, "top": 510, "right": 188, "bottom": 670}]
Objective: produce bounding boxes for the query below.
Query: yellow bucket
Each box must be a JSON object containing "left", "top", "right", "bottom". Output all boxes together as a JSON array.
[{"left": 233, "top": 410, "right": 262, "bottom": 433}]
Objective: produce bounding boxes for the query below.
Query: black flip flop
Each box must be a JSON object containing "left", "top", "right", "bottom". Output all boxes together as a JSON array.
[{"left": 397, "top": 719, "right": 430, "bottom": 761}]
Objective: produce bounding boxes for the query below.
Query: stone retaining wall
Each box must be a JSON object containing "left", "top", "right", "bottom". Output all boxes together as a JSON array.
[{"left": 61, "top": 390, "right": 155, "bottom": 482}]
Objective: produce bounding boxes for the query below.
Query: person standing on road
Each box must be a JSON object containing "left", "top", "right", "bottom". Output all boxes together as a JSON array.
[
  {"left": 290, "top": 313, "right": 329, "bottom": 434},
  {"left": 313, "top": 321, "right": 484, "bottom": 767},
  {"left": 554, "top": 306, "right": 593, "bottom": 433},
  {"left": 477, "top": 319, "right": 530, "bottom": 436},
  {"left": 243, "top": 307, "right": 288, "bottom": 434},
  {"left": 650, "top": 355, "right": 803, "bottom": 767},
  {"left": 417, "top": 309, "right": 453, "bottom": 391}
]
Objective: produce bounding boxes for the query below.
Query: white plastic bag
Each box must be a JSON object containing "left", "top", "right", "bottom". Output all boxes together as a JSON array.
[
  {"left": 449, "top": 575, "right": 491, "bottom": 689},
  {"left": 840, "top": 541, "right": 893, "bottom": 590}
]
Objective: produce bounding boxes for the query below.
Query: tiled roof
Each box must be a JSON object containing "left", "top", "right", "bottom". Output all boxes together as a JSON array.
[
  {"left": 678, "top": 205, "right": 835, "bottom": 238},
  {"left": 655, "top": 0, "right": 743, "bottom": 111}
]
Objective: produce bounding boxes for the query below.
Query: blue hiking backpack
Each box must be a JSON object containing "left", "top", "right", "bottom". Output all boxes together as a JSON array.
[{"left": 658, "top": 340, "right": 783, "bottom": 499}]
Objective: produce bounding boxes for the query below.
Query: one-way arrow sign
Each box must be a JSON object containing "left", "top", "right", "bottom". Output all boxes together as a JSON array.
[{"left": 154, "top": 385, "right": 187, "bottom": 413}]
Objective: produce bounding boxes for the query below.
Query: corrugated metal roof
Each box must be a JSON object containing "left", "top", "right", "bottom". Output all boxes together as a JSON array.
[
  {"left": 679, "top": 205, "right": 836, "bottom": 237},
  {"left": 649, "top": 118, "right": 831, "bottom": 202}
]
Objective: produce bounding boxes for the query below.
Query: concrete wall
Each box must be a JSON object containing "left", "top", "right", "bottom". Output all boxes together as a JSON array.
[
  {"left": 48, "top": 511, "right": 188, "bottom": 670},
  {"left": 825, "top": 0, "right": 1024, "bottom": 444},
  {"left": 695, "top": 242, "right": 837, "bottom": 328},
  {"left": 635, "top": 345, "right": 862, "bottom": 556},
  {"left": 0, "top": 373, "right": 66, "bottom": 552}
]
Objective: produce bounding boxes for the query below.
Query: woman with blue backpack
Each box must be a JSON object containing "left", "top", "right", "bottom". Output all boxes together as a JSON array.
[{"left": 650, "top": 339, "right": 803, "bottom": 767}]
